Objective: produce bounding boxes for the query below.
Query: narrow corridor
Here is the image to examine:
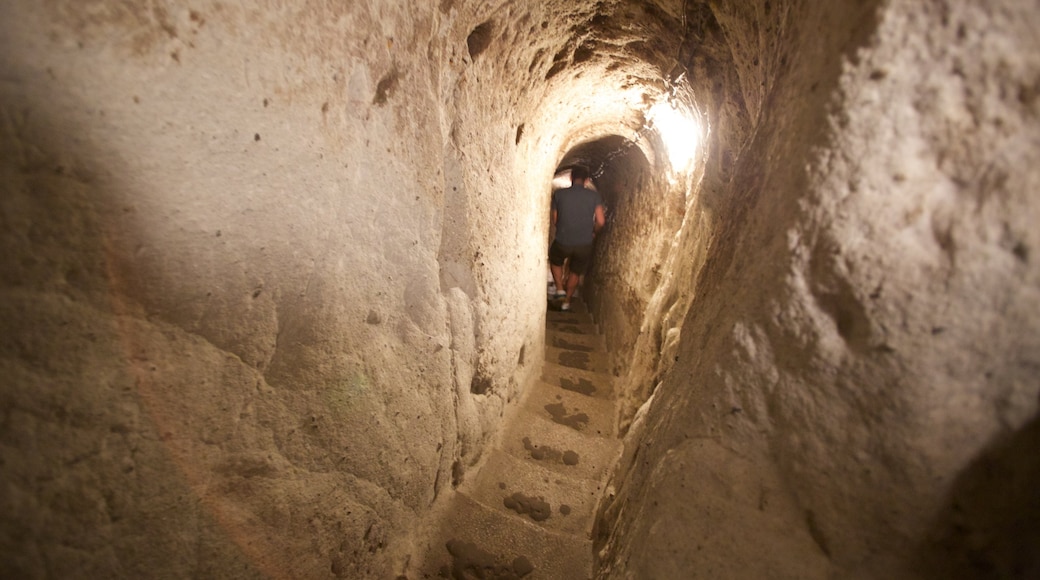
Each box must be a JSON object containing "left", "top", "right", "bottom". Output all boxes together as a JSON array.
[{"left": 416, "top": 296, "right": 620, "bottom": 578}]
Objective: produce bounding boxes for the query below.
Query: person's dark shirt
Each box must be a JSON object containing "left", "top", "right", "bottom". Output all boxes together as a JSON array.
[{"left": 552, "top": 185, "right": 603, "bottom": 246}]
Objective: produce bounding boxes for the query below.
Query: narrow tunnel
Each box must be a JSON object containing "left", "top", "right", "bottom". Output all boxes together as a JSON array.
[{"left": 1, "top": 1, "right": 1038, "bottom": 579}]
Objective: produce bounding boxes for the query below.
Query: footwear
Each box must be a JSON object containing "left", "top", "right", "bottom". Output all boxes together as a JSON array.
[
  {"left": 561, "top": 302, "right": 571, "bottom": 311},
  {"left": 555, "top": 290, "right": 567, "bottom": 298}
]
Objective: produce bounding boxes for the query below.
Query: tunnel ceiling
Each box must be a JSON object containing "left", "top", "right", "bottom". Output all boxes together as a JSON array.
[
  {"left": 465, "top": 0, "right": 713, "bottom": 177},
  {"left": 558, "top": 135, "right": 637, "bottom": 175}
]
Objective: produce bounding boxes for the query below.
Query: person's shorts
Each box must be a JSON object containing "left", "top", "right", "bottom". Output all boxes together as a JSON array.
[{"left": 549, "top": 241, "right": 594, "bottom": 275}]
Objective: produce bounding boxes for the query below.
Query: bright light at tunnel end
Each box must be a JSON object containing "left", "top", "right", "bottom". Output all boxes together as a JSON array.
[{"left": 647, "top": 99, "right": 702, "bottom": 175}]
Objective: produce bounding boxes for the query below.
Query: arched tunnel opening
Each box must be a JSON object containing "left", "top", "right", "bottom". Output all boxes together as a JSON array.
[
  {"left": 552, "top": 129, "right": 696, "bottom": 432},
  {"left": 1, "top": 1, "right": 1039, "bottom": 579}
]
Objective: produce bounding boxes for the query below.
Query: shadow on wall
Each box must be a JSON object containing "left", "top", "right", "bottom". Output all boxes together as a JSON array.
[
  {"left": 2, "top": 11, "right": 466, "bottom": 569},
  {"left": 920, "top": 414, "right": 1040, "bottom": 579},
  {"left": 0, "top": 87, "right": 280, "bottom": 576},
  {"left": 1, "top": 86, "right": 406, "bottom": 578}
]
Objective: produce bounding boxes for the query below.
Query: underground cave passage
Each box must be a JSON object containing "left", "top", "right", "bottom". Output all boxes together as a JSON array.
[
  {"left": 2, "top": 0, "right": 1039, "bottom": 578},
  {"left": 412, "top": 117, "right": 710, "bottom": 576}
]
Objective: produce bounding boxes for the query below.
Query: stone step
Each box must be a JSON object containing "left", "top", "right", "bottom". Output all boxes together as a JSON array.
[
  {"left": 541, "top": 362, "right": 614, "bottom": 400},
  {"left": 465, "top": 450, "right": 606, "bottom": 537},
  {"left": 417, "top": 492, "right": 592, "bottom": 580},
  {"left": 500, "top": 406, "right": 623, "bottom": 484},
  {"left": 546, "top": 329, "right": 605, "bottom": 352},
  {"left": 546, "top": 319, "right": 600, "bottom": 336},
  {"left": 545, "top": 345, "right": 610, "bottom": 374},
  {"left": 546, "top": 297, "right": 589, "bottom": 314},
  {"left": 546, "top": 309, "right": 595, "bottom": 325},
  {"left": 521, "top": 380, "right": 616, "bottom": 438}
]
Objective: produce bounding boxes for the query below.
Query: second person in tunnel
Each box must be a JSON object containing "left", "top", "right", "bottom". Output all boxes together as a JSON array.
[{"left": 549, "top": 166, "right": 605, "bottom": 311}]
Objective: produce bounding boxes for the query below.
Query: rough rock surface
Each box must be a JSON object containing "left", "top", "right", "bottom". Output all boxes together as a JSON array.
[
  {"left": 596, "top": 1, "right": 1040, "bottom": 579},
  {"left": 1, "top": 0, "right": 1038, "bottom": 578},
  {"left": 0, "top": 1, "right": 542, "bottom": 577}
]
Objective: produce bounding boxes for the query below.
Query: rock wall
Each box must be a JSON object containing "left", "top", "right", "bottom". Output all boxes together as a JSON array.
[
  {"left": 0, "top": 1, "right": 544, "bottom": 577},
  {"left": 599, "top": 0, "right": 1040, "bottom": 578}
]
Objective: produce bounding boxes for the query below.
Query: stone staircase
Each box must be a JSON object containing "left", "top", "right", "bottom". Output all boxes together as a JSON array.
[{"left": 414, "top": 297, "right": 621, "bottom": 579}]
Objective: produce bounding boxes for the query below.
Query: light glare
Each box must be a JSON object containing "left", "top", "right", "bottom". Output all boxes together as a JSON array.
[{"left": 648, "top": 101, "right": 701, "bottom": 172}]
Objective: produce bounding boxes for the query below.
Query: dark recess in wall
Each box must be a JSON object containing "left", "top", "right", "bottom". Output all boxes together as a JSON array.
[
  {"left": 467, "top": 20, "right": 495, "bottom": 59},
  {"left": 373, "top": 68, "right": 400, "bottom": 105},
  {"left": 920, "top": 415, "right": 1040, "bottom": 579}
]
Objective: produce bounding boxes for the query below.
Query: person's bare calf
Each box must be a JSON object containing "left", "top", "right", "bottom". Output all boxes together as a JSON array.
[
  {"left": 562, "top": 272, "right": 580, "bottom": 310},
  {"left": 550, "top": 263, "right": 566, "bottom": 297}
]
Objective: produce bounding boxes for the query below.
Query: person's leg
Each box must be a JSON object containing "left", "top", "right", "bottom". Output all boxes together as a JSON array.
[
  {"left": 549, "top": 242, "right": 575, "bottom": 299},
  {"left": 548, "top": 241, "right": 565, "bottom": 296},
  {"left": 550, "top": 263, "right": 565, "bottom": 295},
  {"left": 562, "top": 245, "right": 593, "bottom": 308},
  {"left": 564, "top": 271, "right": 580, "bottom": 302}
]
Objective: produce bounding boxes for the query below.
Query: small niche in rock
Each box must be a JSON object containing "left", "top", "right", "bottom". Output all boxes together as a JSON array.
[
  {"left": 451, "top": 460, "right": 464, "bottom": 487},
  {"left": 471, "top": 374, "right": 493, "bottom": 395},
  {"left": 573, "top": 43, "right": 595, "bottom": 64},
  {"left": 372, "top": 68, "right": 399, "bottom": 105},
  {"left": 466, "top": 20, "right": 494, "bottom": 59},
  {"left": 545, "top": 60, "right": 567, "bottom": 80}
]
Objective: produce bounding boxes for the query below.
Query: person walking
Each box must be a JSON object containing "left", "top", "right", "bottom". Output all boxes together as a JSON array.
[{"left": 549, "top": 166, "right": 605, "bottom": 311}]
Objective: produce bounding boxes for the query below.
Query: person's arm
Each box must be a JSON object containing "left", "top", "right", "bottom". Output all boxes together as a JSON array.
[
  {"left": 551, "top": 190, "right": 559, "bottom": 227},
  {"left": 593, "top": 204, "right": 605, "bottom": 234}
]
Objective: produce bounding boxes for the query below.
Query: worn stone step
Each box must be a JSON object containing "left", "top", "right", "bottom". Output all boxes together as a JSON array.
[
  {"left": 417, "top": 492, "right": 592, "bottom": 580},
  {"left": 546, "top": 329, "right": 605, "bottom": 352},
  {"left": 521, "top": 380, "right": 616, "bottom": 438},
  {"left": 546, "top": 297, "right": 589, "bottom": 314},
  {"left": 501, "top": 406, "right": 622, "bottom": 484},
  {"left": 540, "top": 362, "right": 614, "bottom": 400},
  {"left": 546, "top": 309, "right": 595, "bottom": 325},
  {"left": 545, "top": 345, "right": 610, "bottom": 374},
  {"left": 465, "top": 450, "right": 605, "bottom": 537},
  {"left": 545, "top": 319, "right": 600, "bottom": 336}
]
